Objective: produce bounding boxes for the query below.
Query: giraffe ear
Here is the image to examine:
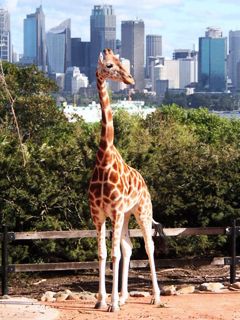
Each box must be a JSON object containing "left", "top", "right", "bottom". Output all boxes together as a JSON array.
[{"left": 98, "top": 52, "right": 104, "bottom": 66}]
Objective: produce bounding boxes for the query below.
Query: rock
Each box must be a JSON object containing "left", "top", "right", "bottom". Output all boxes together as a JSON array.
[
  {"left": 161, "top": 285, "right": 177, "bottom": 296},
  {"left": 40, "top": 289, "right": 96, "bottom": 302},
  {"left": 0, "top": 295, "right": 10, "bottom": 300},
  {"left": 199, "top": 282, "right": 224, "bottom": 292},
  {"left": 229, "top": 282, "right": 240, "bottom": 291},
  {"left": 64, "top": 289, "right": 72, "bottom": 295},
  {"left": 67, "top": 291, "right": 96, "bottom": 301},
  {"left": 66, "top": 292, "right": 80, "bottom": 301},
  {"left": 78, "top": 292, "right": 96, "bottom": 300},
  {"left": 176, "top": 285, "right": 195, "bottom": 295},
  {"left": 129, "top": 291, "right": 150, "bottom": 297},
  {"left": 40, "top": 291, "right": 56, "bottom": 302},
  {"left": 54, "top": 292, "right": 69, "bottom": 302},
  {"left": 232, "top": 282, "right": 240, "bottom": 289}
]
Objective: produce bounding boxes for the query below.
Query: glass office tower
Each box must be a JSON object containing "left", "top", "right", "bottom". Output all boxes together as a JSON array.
[
  {"left": 121, "top": 20, "right": 145, "bottom": 91},
  {"left": 90, "top": 5, "right": 116, "bottom": 82},
  {"left": 228, "top": 30, "right": 240, "bottom": 92},
  {"left": 198, "top": 28, "right": 227, "bottom": 92},
  {"left": 46, "top": 19, "right": 71, "bottom": 74},
  {"left": 71, "top": 38, "right": 90, "bottom": 79},
  {"left": 23, "top": 5, "right": 46, "bottom": 71},
  {"left": 0, "top": 8, "right": 11, "bottom": 62}
]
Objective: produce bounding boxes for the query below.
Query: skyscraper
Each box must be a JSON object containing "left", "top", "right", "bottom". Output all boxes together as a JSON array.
[
  {"left": 0, "top": 8, "right": 11, "bottom": 62},
  {"left": 121, "top": 20, "right": 145, "bottom": 91},
  {"left": 146, "top": 35, "right": 162, "bottom": 78},
  {"left": 23, "top": 5, "right": 46, "bottom": 71},
  {"left": 198, "top": 27, "right": 227, "bottom": 92},
  {"left": 71, "top": 38, "right": 90, "bottom": 79},
  {"left": 46, "top": 19, "right": 71, "bottom": 74},
  {"left": 90, "top": 5, "right": 116, "bottom": 82},
  {"left": 228, "top": 30, "right": 240, "bottom": 92}
]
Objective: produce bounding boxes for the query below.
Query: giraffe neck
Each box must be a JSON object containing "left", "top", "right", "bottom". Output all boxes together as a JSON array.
[{"left": 97, "top": 75, "right": 114, "bottom": 149}]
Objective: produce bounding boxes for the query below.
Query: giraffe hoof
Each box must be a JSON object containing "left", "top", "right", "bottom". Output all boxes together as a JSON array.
[
  {"left": 94, "top": 301, "right": 107, "bottom": 309},
  {"left": 107, "top": 304, "right": 120, "bottom": 312},
  {"left": 150, "top": 297, "right": 161, "bottom": 305},
  {"left": 119, "top": 295, "right": 128, "bottom": 306}
]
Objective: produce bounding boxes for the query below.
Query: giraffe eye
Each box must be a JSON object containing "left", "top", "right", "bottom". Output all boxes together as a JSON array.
[{"left": 106, "top": 63, "right": 113, "bottom": 69}]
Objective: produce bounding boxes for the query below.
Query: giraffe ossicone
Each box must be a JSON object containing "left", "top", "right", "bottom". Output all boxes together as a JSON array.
[{"left": 89, "top": 48, "right": 163, "bottom": 312}]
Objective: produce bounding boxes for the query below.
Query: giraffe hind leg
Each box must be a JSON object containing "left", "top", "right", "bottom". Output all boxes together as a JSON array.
[{"left": 134, "top": 209, "right": 160, "bottom": 305}]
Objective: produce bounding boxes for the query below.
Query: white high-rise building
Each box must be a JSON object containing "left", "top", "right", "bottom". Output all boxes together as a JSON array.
[
  {"left": 0, "top": 8, "right": 11, "bottom": 62},
  {"left": 152, "top": 56, "right": 197, "bottom": 92},
  {"left": 153, "top": 59, "right": 179, "bottom": 91},
  {"left": 65, "top": 66, "right": 88, "bottom": 94},
  {"left": 179, "top": 57, "right": 198, "bottom": 88},
  {"left": 72, "top": 73, "right": 88, "bottom": 94}
]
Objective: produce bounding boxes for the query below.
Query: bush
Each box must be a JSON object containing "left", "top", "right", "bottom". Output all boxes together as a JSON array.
[{"left": 0, "top": 63, "right": 240, "bottom": 261}]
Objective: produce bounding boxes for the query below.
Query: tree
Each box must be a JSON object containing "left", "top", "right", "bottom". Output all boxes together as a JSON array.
[{"left": 1, "top": 63, "right": 240, "bottom": 262}]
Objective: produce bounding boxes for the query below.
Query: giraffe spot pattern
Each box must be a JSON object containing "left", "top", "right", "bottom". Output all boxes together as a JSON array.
[
  {"left": 109, "top": 171, "right": 118, "bottom": 183},
  {"left": 99, "top": 139, "right": 108, "bottom": 150},
  {"left": 97, "top": 149, "right": 104, "bottom": 162},
  {"left": 103, "top": 182, "right": 114, "bottom": 197},
  {"left": 89, "top": 73, "right": 153, "bottom": 228}
]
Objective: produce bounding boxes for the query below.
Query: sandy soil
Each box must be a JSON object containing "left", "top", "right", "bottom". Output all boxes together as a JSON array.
[
  {"left": 0, "top": 297, "right": 59, "bottom": 320},
  {"left": 47, "top": 292, "right": 240, "bottom": 320},
  {"left": 4, "top": 265, "right": 240, "bottom": 320}
]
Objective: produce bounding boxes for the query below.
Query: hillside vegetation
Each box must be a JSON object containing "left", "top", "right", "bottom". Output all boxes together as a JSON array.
[{"left": 0, "top": 63, "right": 240, "bottom": 263}]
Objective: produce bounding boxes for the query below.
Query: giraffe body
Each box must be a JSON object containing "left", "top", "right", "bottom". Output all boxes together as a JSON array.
[
  {"left": 89, "top": 49, "right": 160, "bottom": 311},
  {"left": 90, "top": 146, "right": 150, "bottom": 222}
]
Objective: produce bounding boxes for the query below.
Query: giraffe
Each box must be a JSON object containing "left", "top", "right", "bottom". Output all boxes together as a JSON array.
[{"left": 88, "top": 48, "right": 161, "bottom": 312}]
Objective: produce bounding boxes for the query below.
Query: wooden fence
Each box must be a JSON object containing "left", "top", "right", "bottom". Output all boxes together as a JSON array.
[{"left": 1, "top": 221, "right": 240, "bottom": 296}]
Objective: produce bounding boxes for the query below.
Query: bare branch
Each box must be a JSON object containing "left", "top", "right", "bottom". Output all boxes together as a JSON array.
[{"left": 0, "top": 60, "right": 27, "bottom": 166}]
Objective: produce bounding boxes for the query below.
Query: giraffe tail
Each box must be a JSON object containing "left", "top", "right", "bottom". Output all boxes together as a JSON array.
[{"left": 152, "top": 219, "right": 168, "bottom": 255}]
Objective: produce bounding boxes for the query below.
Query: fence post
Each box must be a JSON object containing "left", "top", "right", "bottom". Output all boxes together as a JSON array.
[
  {"left": 230, "top": 219, "right": 237, "bottom": 284},
  {"left": 1, "top": 225, "right": 9, "bottom": 296}
]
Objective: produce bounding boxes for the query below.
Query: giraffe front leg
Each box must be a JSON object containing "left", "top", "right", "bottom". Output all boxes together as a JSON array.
[
  {"left": 95, "top": 219, "right": 108, "bottom": 310},
  {"left": 108, "top": 215, "right": 124, "bottom": 312},
  {"left": 119, "top": 213, "right": 132, "bottom": 306}
]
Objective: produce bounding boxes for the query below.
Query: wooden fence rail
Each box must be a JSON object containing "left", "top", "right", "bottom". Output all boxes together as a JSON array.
[
  {"left": 1, "top": 223, "right": 240, "bottom": 297},
  {"left": 0, "top": 226, "right": 227, "bottom": 241}
]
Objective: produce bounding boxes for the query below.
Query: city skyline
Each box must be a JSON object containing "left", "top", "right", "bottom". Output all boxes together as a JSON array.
[{"left": 2, "top": 0, "right": 240, "bottom": 57}]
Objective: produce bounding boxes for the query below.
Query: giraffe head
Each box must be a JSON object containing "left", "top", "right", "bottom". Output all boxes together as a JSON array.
[{"left": 97, "top": 48, "right": 135, "bottom": 85}]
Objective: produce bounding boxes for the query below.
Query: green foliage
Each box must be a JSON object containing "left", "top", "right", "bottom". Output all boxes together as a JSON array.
[
  {"left": 0, "top": 63, "right": 240, "bottom": 262},
  {"left": 163, "top": 92, "right": 240, "bottom": 111}
]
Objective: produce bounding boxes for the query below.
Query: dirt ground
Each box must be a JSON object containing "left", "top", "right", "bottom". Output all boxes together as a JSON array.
[
  {"left": 50, "top": 292, "right": 240, "bottom": 320},
  {"left": 4, "top": 265, "right": 240, "bottom": 320},
  {"left": 0, "top": 297, "right": 59, "bottom": 320}
]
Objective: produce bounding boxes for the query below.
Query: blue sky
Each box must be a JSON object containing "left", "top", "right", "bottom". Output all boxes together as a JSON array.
[{"left": 1, "top": 0, "right": 240, "bottom": 57}]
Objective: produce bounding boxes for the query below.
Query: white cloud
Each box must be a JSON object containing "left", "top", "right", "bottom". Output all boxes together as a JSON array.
[
  {"left": 6, "top": 0, "right": 240, "bottom": 57},
  {"left": 2, "top": 0, "right": 19, "bottom": 11}
]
